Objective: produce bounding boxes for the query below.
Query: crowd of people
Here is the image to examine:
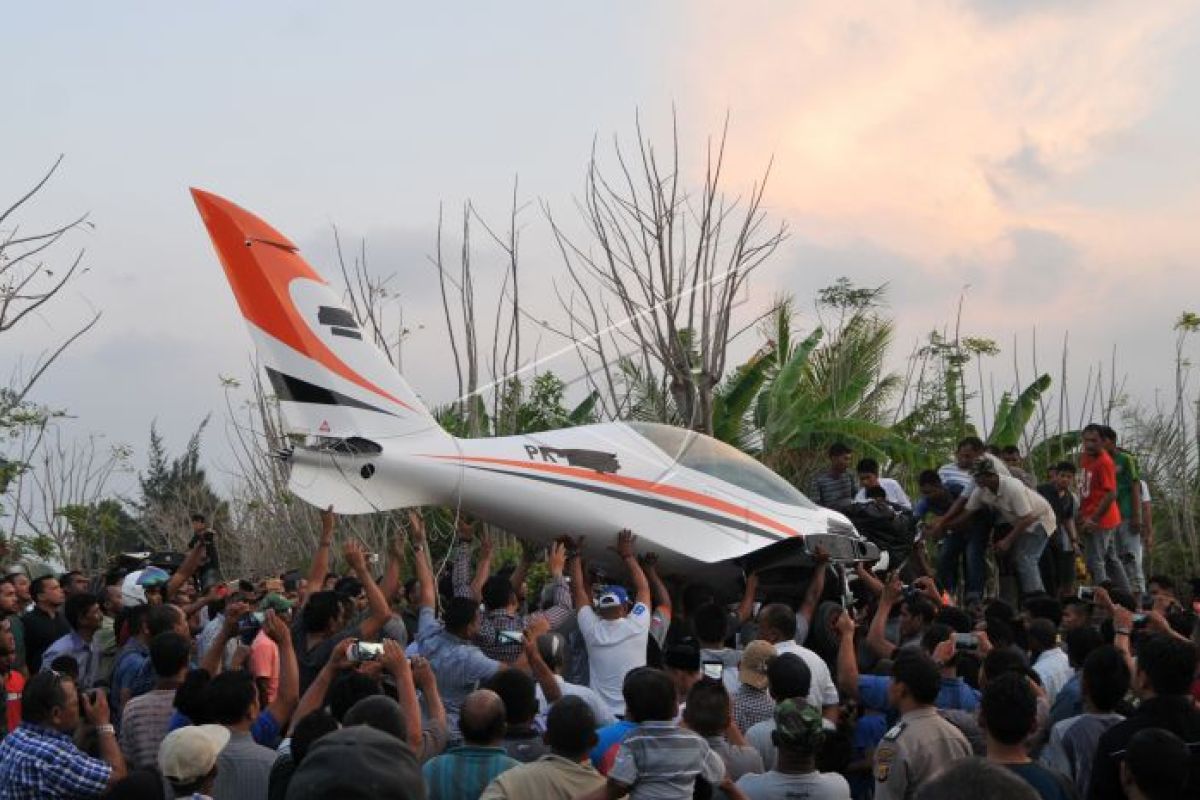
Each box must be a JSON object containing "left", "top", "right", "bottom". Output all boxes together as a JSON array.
[{"left": 0, "top": 426, "right": 1197, "bottom": 800}]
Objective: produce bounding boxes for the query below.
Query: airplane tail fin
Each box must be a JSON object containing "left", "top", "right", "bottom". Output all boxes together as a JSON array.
[{"left": 191, "top": 189, "right": 447, "bottom": 444}]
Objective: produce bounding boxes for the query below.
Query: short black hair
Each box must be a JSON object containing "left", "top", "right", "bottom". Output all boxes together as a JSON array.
[
  {"left": 856, "top": 458, "right": 880, "bottom": 475},
  {"left": 205, "top": 670, "right": 259, "bottom": 725},
  {"left": 48, "top": 656, "right": 79, "bottom": 681},
  {"left": 545, "top": 697, "right": 597, "bottom": 760},
  {"left": 444, "top": 596, "right": 480, "bottom": 635},
  {"left": 147, "top": 604, "right": 183, "bottom": 638},
  {"left": 918, "top": 756, "right": 1040, "bottom": 800},
  {"left": 683, "top": 680, "right": 731, "bottom": 737},
  {"left": 485, "top": 668, "right": 538, "bottom": 725},
  {"left": 481, "top": 575, "right": 515, "bottom": 611},
  {"left": 892, "top": 649, "right": 940, "bottom": 705},
  {"left": 30, "top": 575, "right": 58, "bottom": 602},
  {"left": 1063, "top": 626, "right": 1103, "bottom": 669},
  {"left": 343, "top": 695, "right": 406, "bottom": 742},
  {"left": 693, "top": 602, "right": 729, "bottom": 645},
  {"left": 1026, "top": 618, "right": 1057, "bottom": 653},
  {"left": 60, "top": 570, "right": 85, "bottom": 586},
  {"left": 328, "top": 672, "right": 382, "bottom": 722},
  {"left": 149, "top": 632, "right": 191, "bottom": 678},
  {"left": 981, "top": 672, "right": 1036, "bottom": 745},
  {"left": 1136, "top": 635, "right": 1199, "bottom": 696},
  {"left": 919, "top": 623, "right": 953, "bottom": 655},
  {"left": 981, "top": 647, "right": 1028, "bottom": 683},
  {"left": 767, "top": 653, "right": 812, "bottom": 702},
  {"left": 760, "top": 603, "right": 798, "bottom": 640},
  {"left": 957, "top": 436, "right": 985, "bottom": 452},
  {"left": 1124, "top": 728, "right": 1191, "bottom": 800},
  {"left": 173, "top": 669, "right": 213, "bottom": 723},
  {"left": 623, "top": 667, "right": 677, "bottom": 722},
  {"left": 1147, "top": 574, "right": 1175, "bottom": 593},
  {"left": 1053, "top": 461, "right": 1076, "bottom": 474},
  {"left": 64, "top": 592, "right": 99, "bottom": 630},
  {"left": 664, "top": 644, "right": 701, "bottom": 673},
  {"left": 291, "top": 709, "right": 339, "bottom": 765},
  {"left": 828, "top": 443, "right": 852, "bottom": 457},
  {"left": 904, "top": 596, "right": 937, "bottom": 626},
  {"left": 21, "top": 671, "right": 75, "bottom": 724},
  {"left": 1082, "top": 422, "right": 1106, "bottom": 436},
  {"left": 917, "top": 469, "right": 942, "bottom": 487},
  {"left": 865, "top": 485, "right": 887, "bottom": 500},
  {"left": 1099, "top": 425, "right": 1118, "bottom": 443},
  {"left": 301, "top": 591, "right": 342, "bottom": 634},
  {"left": 934, "top": 606, "right": 971, "bottom": 634},
  {"left": 1081, "top": 645, "right": 1130, "bottom": 713},
  {"left": 1023, "top": 596, "right": 1063, "bottom": 628},
  {"left": 333, "top": 576, "right": 363, "bottom": 599},
  {"left": 191, "top": 513, "right": 206, "bottom": 523}
]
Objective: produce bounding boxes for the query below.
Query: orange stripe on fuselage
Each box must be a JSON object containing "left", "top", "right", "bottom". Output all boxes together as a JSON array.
[
  {"left": 191, "top": 189, "right": 412, "bottom": 413},
  {"left": 423, "top": 453, "right": 797, "bottom": 537}
]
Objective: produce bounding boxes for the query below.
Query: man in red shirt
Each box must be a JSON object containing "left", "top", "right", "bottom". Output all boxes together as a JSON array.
[
  {"left": 1078, "top": 424, "right": 1130, "bottom": 591},
  {"left": 0, "top": 628, "right": 23, "bottom": 739}
]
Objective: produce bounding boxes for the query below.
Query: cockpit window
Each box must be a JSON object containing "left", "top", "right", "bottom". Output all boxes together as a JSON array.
[{"left": 624, "top": 421, "right": 816, "bottom": 508}]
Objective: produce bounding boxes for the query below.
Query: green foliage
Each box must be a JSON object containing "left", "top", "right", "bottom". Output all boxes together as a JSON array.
[
  {"left": 58, "top": 499, "right": 142, "bottom": 568},
  {"left": 988, "top": 374, "right": 1052, "bottom": 448},
  {"left": 433, "top": 371, "right": 598, "bottom": 439},
  {"left": 137, "top": 418, "right": 229, "bottom": 549}
]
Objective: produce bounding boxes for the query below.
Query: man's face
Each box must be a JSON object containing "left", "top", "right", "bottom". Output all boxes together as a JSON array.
[
  {"left": 831, "top": 451, "right": 852, "bottom": 471},
  {"left": 919, "top": 483, "right": 945, "bottom": 501},
  {"left": 38, "top": 579, "right": 65, "bottom": 608},
  {"left": 979, "top": 474, "right": 1001, "bottom": 493},
  {"left": 80, "top": 602, "right": 104, "bottom": 633},
  {"left": 858, "top": 472, "right": 880, "bottom": 490},
  {"left": 144, "top": 586, "right": 164, "bottom": 606},
  {"left": 103, "top": 586, "right": 123, "bottom": 617},
  {"left": 1053, "top": 471, "right": 1074, "bottom": 492},
  {"left": 169, "top": 606, "right": 190, "bottom": 638},
  {"left": 898, "top": 605, "right": 922, "bottom": 638},
  {"left": 1061, "top": 605, "right": 1087, "bottom": 631},
  {"left": 65, "top": 574, "right": 89, "bottom": 595},
  {"left": 12, "top": 575, "right": 30, "bottom": 603},
  {"left": 53, "top": 678, "right": 81, "bottom": 733},
  {"left": 0, "top": 631, "right": 15, "bottom": 674},
  {"left": 0, "top": 582, "right": 17, "bottom": 615},
  {"left": 955, "top": 445, "right": 978, "bottom": 470},
  {"left": 191, "top": 519, "right": 206, "bottom": 534},
  {"left": 1002, "top": 451, "right": 1023, "bottom": 470},
  {"left": 1082, "top": 430, "right": 1103, "bottom": 455}
]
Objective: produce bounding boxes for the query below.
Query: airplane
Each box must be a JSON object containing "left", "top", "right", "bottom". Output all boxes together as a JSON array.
[{"left": 190, "top": 189, "right": 879, "bottom": 591}]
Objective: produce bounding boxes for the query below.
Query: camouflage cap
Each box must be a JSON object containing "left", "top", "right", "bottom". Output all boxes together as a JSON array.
[
  {"left": 972, "top": 458, "right": 998, "bottom": 477},
  {"left": 773, "top": 698, "right": 825, "bottom": 749}
]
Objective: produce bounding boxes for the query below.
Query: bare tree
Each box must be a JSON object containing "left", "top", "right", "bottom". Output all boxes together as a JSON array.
[{"left": 546, "top": 112, "right": 787, "bottom": 433}]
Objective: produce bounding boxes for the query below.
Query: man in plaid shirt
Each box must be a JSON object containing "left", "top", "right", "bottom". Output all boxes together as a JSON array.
[
  {"left": 452, "top": 532, "right": 573, "bottom": 663},
  {"left": 0, "top": 670, "right": 127, "bottom": 798}
]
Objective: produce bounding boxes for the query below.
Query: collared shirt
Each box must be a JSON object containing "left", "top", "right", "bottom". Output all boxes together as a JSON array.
[
  {"left": 535, "top": 675, "right": 617, "bottom": 730},
  {"left": 417, "top": 606, "right": 502, "bottom": 734},
  {"left": 422, "top": 744, "right": 519, "bottom": 800},
  {"left": 810, "top": 469, "right": 856, "bottom": 510},
  {"left": 608, "top": 721, "right": 725, "bottom": 799},
  {"left": 965, "top": 474, "right": 1058, "bottom": 534},
  {"left": 118, "top": 688, "right": 176, "bottom": 770},
  {"left": 1049, "top": 672, "right": 1083, "bottom": 727},
  {"left": 1041, "top": 711, "right": 1123, "bottom": 798},
  {"left": 479, "top": 753, "right": 605, "bottom": 800},
  {"left": 1089, "top": 695, "right": 1200, "bottom": 800},
  {"left": 873, "top": 706, "right": 972, "bottom": 800},
  {"left": 576, "top": 604, "right": 651, "bottom": 716},
  {"left": 1033, "top": 647, "right": 1073, "bottom": 706},
  {"left": 211, "top": 730, "right": 279, "bottom": 800},
  {"left": 938, "top": 453, "right": 1011, "bottom": 496},
  {"left": 501, "top": 726, "right": 552, "bottom": 763},
  {"left": 590, "top": 719, "right": 637, "bottom": 770},
  {"left": 39, "top": 631, "right": 103, "bottom": 689},
  {"left": 0, "top": 722, "right": 112, "bottom": 799},
  {"left": 733, "top": 684, "right": 775, "bottom": 734}
]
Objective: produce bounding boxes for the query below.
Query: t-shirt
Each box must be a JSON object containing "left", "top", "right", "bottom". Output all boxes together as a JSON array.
[
  {"left": 1078, "top": 451, "right": 1121, "bottom": 528},
  {"left": 576, "top": 604, "right": 650, "bottom": 716},
  {"left": 248, "top": 629, "right": 280, "bottom": 703},
  {"left": 773, "top": 641, "right": 840, "bottom": 709},
  {"left": 1112, "top": 450, "right": 1140, "bottom": 522},
  {"left": 1003, "top": 761, "right": 1077, "bottom": 800},
  {"left": 608, "top": 721, "right": 725, "bottom": 800},
  {"left": 854, "top": 478, "right": 912, "bottom": 510},
  {"left": 965, "top": 475, "right": 1058, "bottom": 535},
  {"left": 3, "top": 668, "right": 25, "bottom": 737},
  {"left": 938, "top": 453, "right": 1011, "bottom": 495},
  {"left": 737, "top": 769, "right": 852, "bottom": 800}
]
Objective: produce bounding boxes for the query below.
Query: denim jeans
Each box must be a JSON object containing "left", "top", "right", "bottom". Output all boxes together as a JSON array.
[
  {"left": 1083, "top": 526, "right": 1131, "bottom": 591},
  {"left": 937, "top": 514, "right": 989, "bottom": 600},
  {"left": 1115, "top": 521, "right": 1145, "bottom": 595},
  {"left": 1011, "top": 524, "right": 1050, "bottom": 595}
]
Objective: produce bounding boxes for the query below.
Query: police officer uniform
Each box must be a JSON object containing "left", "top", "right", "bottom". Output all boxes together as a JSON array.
[{"left": 873, "top": 705, "right": 972, "bottom": 799}]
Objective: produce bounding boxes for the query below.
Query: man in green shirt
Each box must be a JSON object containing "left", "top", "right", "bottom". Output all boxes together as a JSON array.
[{"left": 1102, "top": 426, "right": 1144, "bottom": 596}]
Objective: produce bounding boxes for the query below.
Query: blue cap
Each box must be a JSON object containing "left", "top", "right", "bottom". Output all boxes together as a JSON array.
[{"left": 596, "top": 585, "right": 630, "bottom": 608}]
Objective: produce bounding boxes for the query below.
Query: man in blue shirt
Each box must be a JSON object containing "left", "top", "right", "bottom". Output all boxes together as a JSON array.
[{"left": 422, "top": 689, "right": 518, "bottom": 800}]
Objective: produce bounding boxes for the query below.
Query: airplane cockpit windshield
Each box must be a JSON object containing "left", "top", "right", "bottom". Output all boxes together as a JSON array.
[{"left": 624, "top": 422, "right": 817, "bottom": 509}]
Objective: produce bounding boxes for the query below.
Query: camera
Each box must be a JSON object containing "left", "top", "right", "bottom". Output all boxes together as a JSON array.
[
  {"left": 953, "top": 633, "right": 979, "bottom": 653},
  {"left": 348, "top": 641, "right": 385, "bottom": 662},
  {"left": 1077, "top": 586, "right": 1096, "bottom": 602},
  {"left": 702, "top": 661, "right": 724, "bottom": 681},
  {"left": 496, "top": 630, "right": 524, "bottom": 646},
  {"left": 1132, "top": 613, "right": 1149, "bottom": 629}
]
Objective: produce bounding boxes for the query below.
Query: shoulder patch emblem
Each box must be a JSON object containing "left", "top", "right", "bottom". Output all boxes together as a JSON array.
[
  {"left": 883, "top": 721, "right": 906, "bottom": 741},
  {"left": 875, "top": 745, "right": 894, "bottom": 782}
]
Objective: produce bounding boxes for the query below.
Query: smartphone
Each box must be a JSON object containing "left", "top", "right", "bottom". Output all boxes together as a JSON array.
[
  {"left": 953, "top": 633, "right": 980, "bottom": 652},
  {"left": 497, "top": 630, "right": 524, "bottom": 646},
  {"left": 349, "top": 641, "right": 385, "bottom": 662},
  {"left": 250, "top": 611, "right": 266, "bottom": 624},
  {"left": 702, "top": 660, "right": 724, "bottom": 681},
  {"left": 1132, "top": 613, "right": 1149, "bottom": 628},
  {"left": 1077, "top": 586, "right": 1096, "bottom": 602}
]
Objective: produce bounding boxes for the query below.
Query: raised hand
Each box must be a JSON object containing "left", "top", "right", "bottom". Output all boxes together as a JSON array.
[
  {"left": 547, "top": 542, "right": 567, "bottom": 578},
  {"left": 525, "top": 615, "right": 551, "bottom": 642},
  {"left": 343, "top": 538, "right": 368, "bottom": 572},
  {"left": 478, "top": 530, "right": 494, "bottom": 561},
  {"left": 263, "top": 609, "right": 291, "bottom": 645},
  {"left": 406, "top": 509, "right": 427, "bottom": 546},
  {"left": 320, "top": 505, "right": 335, "bottom": 539},
  {"left": 615, "top": 529, "right": 636, "bottom": 560},
  {"left": 834, "top": 610, "right": 855, "bottom": 638},
  {"left": 81, "top": 688, "right": 111, "bottom": 727},
  {"left": 330, "top": 638, "right": 355, "bottom": 671},
  {"left": 410, "top": 656, "right": 435, "bottom": 690},
  {"left": 639, "top": 552, "right": 660, "bottom": 570},
  {"left": 380, "top": 638, "right": 409, "bottom": 674},
  {"left": 881, "top": 573, "right": 903, "bottom": 605}
]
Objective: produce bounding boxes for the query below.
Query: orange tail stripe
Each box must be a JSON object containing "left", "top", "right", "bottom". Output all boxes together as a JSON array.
[{"left": 423, "top": 454, "right": 797, "bottom": 537}]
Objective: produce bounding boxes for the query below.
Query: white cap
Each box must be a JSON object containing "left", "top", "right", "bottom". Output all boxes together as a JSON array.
[{"left": 158, "top": 724, "right": 230, "bottom": 783}]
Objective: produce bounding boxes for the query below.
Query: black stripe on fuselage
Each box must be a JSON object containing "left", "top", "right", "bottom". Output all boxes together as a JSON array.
[
  {"left": 265, "top": 368, "right": 396, "bottom": 416},
  {"left": 460, "top": 463, "right": 789, "bottom": 542}
]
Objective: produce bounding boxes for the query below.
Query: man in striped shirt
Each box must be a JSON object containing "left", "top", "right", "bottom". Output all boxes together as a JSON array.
[
  {"left": 422, "top": 689, "right": 519, "bottom": 800},
  {"left": 809, "top": 443, "right": 856, "bottom": 511}
]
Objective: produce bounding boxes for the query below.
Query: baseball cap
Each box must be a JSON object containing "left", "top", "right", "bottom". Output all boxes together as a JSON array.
[
  {"left": 286, "top": 724, "right": 425, "bottom": 800},
  {"left": 136, "top": 566, "right": 169, "bottom": 587},
  {"left": 158, "top": 724, "right": 230, "bottom": 784},
  {"left": 773, "top": 698, "right": 825, "bottom": 749},
  {"left": 738, "top": 640, "right": 776, "bottom": 690},
  {"left": 595, "top": 585, "right": 630, "bottom": 609},
  {"left": 259, "top": 593, "right": 295, "bottom": 613}
]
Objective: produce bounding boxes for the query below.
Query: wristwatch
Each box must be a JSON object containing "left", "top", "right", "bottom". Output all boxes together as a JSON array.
[
  {"left": 1115, "top": 627, "right": 1132, "bottom": 637},
  {"left": 97, "top": 724, "right": 116, "bottom": 736}
]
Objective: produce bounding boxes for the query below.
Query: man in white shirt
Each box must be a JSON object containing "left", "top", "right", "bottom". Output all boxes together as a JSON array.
[
  {"left": 1028, "top": 618, "right": 1072, "bottom": 706},
  {"left": 569, "top": 530, "right": 660, "bottom": 717},
  {"left": 854, "top": 458, "right": 912, "bottom": 509},
  {"left": 532, "top": 631, "right": 617, "bottom": 729},
  {"left": 755, "top": 603, "right": 839, "bottom": 721}
]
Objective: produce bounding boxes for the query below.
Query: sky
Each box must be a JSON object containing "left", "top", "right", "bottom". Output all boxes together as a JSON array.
[{"left": 3, "top": 1, "right": 1199, "bottom": 497}]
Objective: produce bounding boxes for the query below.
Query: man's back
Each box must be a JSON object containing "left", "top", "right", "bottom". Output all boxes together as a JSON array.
[
  {"left": 608, "top": 721, "right": 725, "bottom": 799},
  {"left": 576, "top": 605, "right": 649, "bottom": 715},
  {"left": 737, "top": 769, "right": 851, "bottom": 800},
  {"left": 212, "top": 730, "right": 279, "bottom": 800},
  {"left": 479, "top": 753, "right": 604, "bottom": 800},
  {"left": 423, "top": 744, "right": 519, "bottom": 800},
  {"left": 1004, "top": 762, "right": 1078, "bottom": 800},
  {"left": 874, "top": 706, "right": 973, "bottom": 800},
  {"left": 118, "top": 688, "right": 176, "bottom": 770},
  {"left": 1088, "top": 695, "right": 1200, "bottom": 800}
]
